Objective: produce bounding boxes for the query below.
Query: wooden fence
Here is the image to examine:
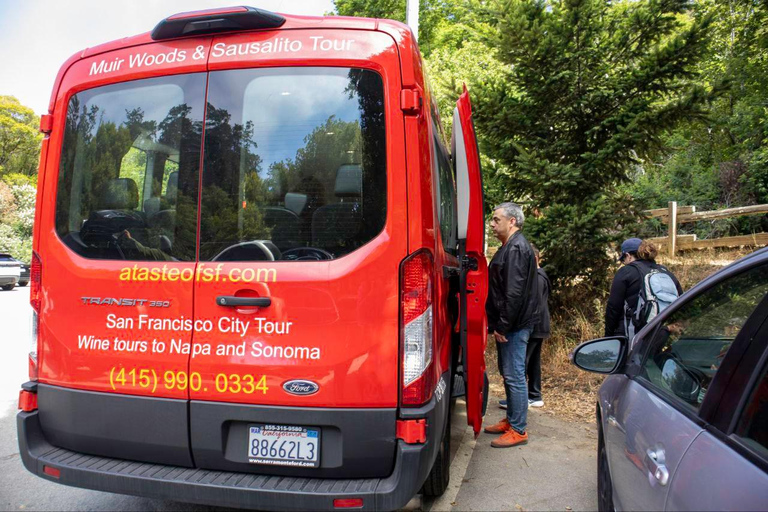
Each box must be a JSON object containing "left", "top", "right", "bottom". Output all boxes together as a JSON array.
[{"left": 644, "top": 201, "right": 768, "bottom": 255}]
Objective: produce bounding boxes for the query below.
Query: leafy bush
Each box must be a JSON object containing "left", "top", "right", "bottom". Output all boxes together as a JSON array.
[{"left": 0, "top": 179, "right": 36, "bottom": 261}]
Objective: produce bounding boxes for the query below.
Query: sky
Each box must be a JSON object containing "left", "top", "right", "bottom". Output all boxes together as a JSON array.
[{"left": 0, "top": 0, "right": 337, "bottom": 115}]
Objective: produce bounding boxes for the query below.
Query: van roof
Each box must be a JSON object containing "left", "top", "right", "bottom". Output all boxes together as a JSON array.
[{"left": 47, "top": 9, "right": 415, "bottom": 113}]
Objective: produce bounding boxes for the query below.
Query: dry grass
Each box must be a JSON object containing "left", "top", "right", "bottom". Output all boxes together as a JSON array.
[{"left": 484, "top": 247, "right": 755, "bottom": 424}]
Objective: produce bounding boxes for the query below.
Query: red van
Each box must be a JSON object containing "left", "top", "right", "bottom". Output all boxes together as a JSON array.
[{"left": 17, "top": 7, "right": 488, "bottom": 510}]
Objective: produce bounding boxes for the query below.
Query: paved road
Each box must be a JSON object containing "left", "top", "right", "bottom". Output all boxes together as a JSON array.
[{"left": 0, "top": 288, "right": 597, "bottom": 511}]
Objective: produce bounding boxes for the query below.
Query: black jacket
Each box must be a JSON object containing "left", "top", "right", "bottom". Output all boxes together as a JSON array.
[
  {"left": 531, "top": 268, "right": 551, "bottom": 339},
  {"left": 486, "top": 231, "right": 539, "bottom": 334},
  {"left": 605, "top": 260, "right": 683, "bottom": 337}
]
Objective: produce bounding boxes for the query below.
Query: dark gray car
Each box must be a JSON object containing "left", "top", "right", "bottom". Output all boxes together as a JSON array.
[{"left": 572, "top": 247, "right": 768, "bottom": 511}]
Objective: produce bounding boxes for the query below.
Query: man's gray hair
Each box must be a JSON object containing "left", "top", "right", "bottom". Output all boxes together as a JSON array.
[{"left": 494, "top": 202, "right": 525, "bottom": 227}]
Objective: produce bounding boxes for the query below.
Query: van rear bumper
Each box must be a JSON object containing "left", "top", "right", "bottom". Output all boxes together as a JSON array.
[{"left": 17, "top": 383, "right": 449, "bottom": 511}]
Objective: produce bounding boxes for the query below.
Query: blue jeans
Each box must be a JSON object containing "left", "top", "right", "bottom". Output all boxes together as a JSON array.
[{"left": 497, "top": 328, "right": 531, "bottom": 434}]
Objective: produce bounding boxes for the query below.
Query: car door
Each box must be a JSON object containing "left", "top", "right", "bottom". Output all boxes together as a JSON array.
[
  {"left": 666, "top": 295, "right": 768, "bottom": 511},
  {"left": 453, "top": 85, "right": 489, "bottom": 436},
  {"left": 605, "top": 260, "right": 768, "bottom": 511}
]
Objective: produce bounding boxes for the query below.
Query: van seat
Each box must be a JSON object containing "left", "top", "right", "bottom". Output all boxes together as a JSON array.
[
  {"left": 284, "top": 192, "right": 307, "bottom": 216},
  {"left": 97, "top": 178, "right": 139, "bottom": 211},
  {"left": 262, "top": 207, "right": 301, "bottom": 251},
  {"left": 311, "top": 164, "right": 363, "bottom": 254}
]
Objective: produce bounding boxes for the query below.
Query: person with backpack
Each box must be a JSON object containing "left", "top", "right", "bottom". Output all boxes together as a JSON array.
[{"left": 605, "top": 238, "right": 683, "bottom": 341}]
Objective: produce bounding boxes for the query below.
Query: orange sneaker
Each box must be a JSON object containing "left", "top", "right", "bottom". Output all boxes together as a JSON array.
[
  {"left": 483, "top": 418, "right": 510, "bottom": 434},
  {"left": 491, "top": 429, "right": 528, "bottom": 448}
]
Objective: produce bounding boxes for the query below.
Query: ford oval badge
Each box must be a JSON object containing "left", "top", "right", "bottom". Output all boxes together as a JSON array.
[{"left": 283, "top": 380, "right": 319, "bottom": 396}]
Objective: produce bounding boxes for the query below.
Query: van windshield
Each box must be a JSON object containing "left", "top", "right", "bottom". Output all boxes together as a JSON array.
[{"left": 199, "top": 67, "right": 387, "bottom": 262}]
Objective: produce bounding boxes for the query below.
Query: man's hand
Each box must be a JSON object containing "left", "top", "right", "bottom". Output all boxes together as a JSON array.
[{"left": 494, "top": 331, "right": 507, "bottom": 343}]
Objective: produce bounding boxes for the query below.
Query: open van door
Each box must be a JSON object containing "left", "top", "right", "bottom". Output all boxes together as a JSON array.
[{"left": 453, "top": 85, "right": 489, "bottom": 437}]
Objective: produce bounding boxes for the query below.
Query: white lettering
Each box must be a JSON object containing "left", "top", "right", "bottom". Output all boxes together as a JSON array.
[
  {"left": 106, "top": 314, "right": 133, "bottom": 329},
  {"left": 212, "top": 42, "right": 226, "bottom": 58},
  {"left": 250, "top": 341, "right": 320, "bottom": 360},
  {"left": 254, "top": 318, "right": 292, "bottom": 335},
  {"left": 77, "top": 334, "right": 110, "bottom": 350},
  {"left": 170, "top": 338, "right": 190, "bottom": 354}
]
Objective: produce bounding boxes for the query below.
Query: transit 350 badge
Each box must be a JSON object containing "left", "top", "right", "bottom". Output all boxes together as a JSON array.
[{"left": 282, "top": 380, "right": 320, "bottom": 396}]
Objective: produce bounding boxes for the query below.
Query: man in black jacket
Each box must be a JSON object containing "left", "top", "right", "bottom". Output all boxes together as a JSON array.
[{"left": 484, "top": 202, "right": 538, "bottom": 448}]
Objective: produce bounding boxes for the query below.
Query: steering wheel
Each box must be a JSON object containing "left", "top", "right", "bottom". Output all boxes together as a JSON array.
[{"left": 281, "top": 247, "right": 334, "bottom": 261}]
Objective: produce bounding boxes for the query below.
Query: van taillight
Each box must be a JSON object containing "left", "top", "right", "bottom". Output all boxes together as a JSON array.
[
  {"left": 29, "top": 251, "right": 41, "bottom": 381},
  {"left": 400, "top": 250, "right": 435, "bottom": 406}
]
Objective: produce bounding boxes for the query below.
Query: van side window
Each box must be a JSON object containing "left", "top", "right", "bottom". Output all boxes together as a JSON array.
[
  {"left": 432, "top": 107, "right": 457, "bottom": 255},
  {"left": 55, "top": 74, "right": 206, "bottom": 261},
  {"left": 199, "top": 67, "right": 387, "bottom": 262}
]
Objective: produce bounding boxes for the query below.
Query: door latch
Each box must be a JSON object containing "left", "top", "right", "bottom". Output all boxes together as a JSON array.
[{"left": 645, "top": 447, "right": 669, "bottom": 486}]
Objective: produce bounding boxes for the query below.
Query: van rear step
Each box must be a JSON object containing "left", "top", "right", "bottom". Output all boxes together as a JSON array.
[
  {"left": 451, "top": 367, "right": 466, "bottom": 398},
  {"left": 18, "top": 410, "right": 436, "bottom": 511}
]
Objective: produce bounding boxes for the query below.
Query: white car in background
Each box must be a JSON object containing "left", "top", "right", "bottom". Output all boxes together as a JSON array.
[{"left": 0, "top": 253, "right": 21, "bottom": 290}]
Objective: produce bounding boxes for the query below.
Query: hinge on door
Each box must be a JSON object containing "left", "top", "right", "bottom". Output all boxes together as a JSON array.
[
  {"left": 442, "top": 265, "right": 460, "bottom": 279},
  {"left": 400, "top": 88, "right": 422, "bottom": 115},
  {"left": 461, "top": 255, "right": 478, "bottom": 272},
  {"left": 39, "top": 114, "right": 53, "bottom": 134}
]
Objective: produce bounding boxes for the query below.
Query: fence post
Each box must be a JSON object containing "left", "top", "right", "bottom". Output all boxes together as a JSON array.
[{"left": 668, "top": 201, "right": 678, "bottom": 256}]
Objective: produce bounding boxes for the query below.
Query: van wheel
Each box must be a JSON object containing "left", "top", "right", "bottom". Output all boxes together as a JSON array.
[
  {"left": 422, "top": 413, "right": 450, "bottom": 497},
  {"left": 2, "top": 284, "right": 14, "bottom": 291}
]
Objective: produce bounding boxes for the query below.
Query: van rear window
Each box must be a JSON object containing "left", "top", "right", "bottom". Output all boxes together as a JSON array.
[
  {"left": 55, "top": 74, "right": 206, "bottom": 261},
  {"left": 199, "top": 67, "right": 387, "bottom": 262}
]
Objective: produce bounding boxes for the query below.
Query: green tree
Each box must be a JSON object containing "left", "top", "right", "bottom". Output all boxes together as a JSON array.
[
  {"left": 477, "top": 0, "right": 715, "bottom": 293},
  {"left": 624, "top": 0, "right": 768, "bottom": 240},
  {"left": 334, "top": 0, "right": 489, "bottom": 56},
  {"left": 0, "top": 96, "right": 42, "bottom": 178}
]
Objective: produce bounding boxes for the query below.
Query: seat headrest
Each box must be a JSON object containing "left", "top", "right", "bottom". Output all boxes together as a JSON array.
[
  {"left": 335, "top": 164, "right": 362, "bottom": 197},
  {"left": 98, "top": 178, "right": 139, "bottom": 210},
  {"left": 165, "top": 171, "right": 178, "bottom": 202},
  {"left": 284, "top": 193, "right": 307, "bottom": 216},
  {"left": 144, "top": 197, "right": 161, "bottom": 216}
]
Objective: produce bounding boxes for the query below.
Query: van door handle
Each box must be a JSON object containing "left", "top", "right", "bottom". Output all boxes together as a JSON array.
[
  {"left": 216, "top": 296, "right": 271, "bottom": 307},
  {"left": 645, "top": 447, "right": 669, "bottom": 486}
]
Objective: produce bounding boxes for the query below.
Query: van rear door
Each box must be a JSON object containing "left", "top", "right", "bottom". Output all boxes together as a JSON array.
[
  {"left": 187, "top": 30, "right": 408, "bottom": 474},
  {"left": 36, "top": 41, "right": 209, "bottom": 464},
  {"left": 454, "top": 86, "right": 489, "bottom": 436}
]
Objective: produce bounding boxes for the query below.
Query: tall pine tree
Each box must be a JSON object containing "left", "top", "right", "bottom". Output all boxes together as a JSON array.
[{"left": 477, "top": 0, "right": 715, "bottom": 293}]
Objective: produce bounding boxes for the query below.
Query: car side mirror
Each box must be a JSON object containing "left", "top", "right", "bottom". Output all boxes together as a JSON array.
[{"left": 570, "top": 337, "right": 627, "bottom": 374}]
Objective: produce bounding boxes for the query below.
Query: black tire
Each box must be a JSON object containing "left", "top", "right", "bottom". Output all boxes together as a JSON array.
[
  {"left": 422, "top": 411, "right": 451, "bottom": 497},
  {"left": 597, "top": 422, "right": 615, "bottom": 512},
  {"left": 18, "top": 281, "right": 28, "bottom": 287},
  {"left": 1, "top": 284, "right": 14, "bottom": 291}
]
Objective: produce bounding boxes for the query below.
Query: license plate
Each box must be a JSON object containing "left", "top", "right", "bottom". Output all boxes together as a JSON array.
[{"left": 247, "top": 424, "right": 320, "bottom": 468}]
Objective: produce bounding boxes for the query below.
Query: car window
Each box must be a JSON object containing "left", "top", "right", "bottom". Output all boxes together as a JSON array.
[
  {"left": 55, "top": 74, "right": 206, "bottom": 262},
  {"left": 639, "top": 262, "right": 768, "bottom": 411},
  {"left": 199, "top": 67, "right": 387, "bottom": 262},
  {"left": 734, "top": 360, "right": 768, "bottom": 458}
]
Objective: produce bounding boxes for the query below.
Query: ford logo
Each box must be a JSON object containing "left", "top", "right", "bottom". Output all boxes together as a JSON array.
[{"left": 283, "top": 380, "right": 319, "bottom": 396}]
